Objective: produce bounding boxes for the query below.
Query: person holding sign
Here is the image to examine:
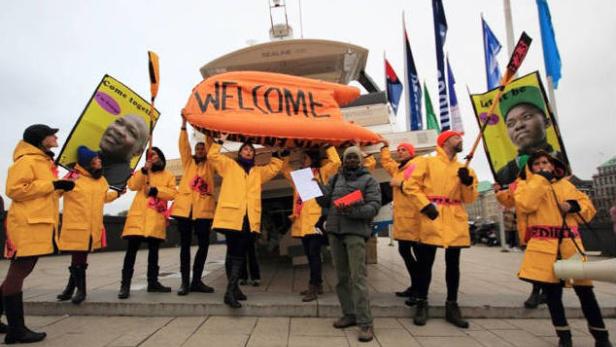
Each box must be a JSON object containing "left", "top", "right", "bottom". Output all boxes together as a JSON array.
[
  {"left": 282, "top": 146, "right": 341, "bottom": 302},
  {"left": 56, "top": 146, "right": 121, "bottom": 305},
  {"left": 2, "top": 124, "right": 75, "bottom": 344},
  {"left": 379, "top": 140, "right": 423, "bottom": 305},
  {"left": 406, "top": 130, "right": 478, "bottom": 328},
  {"left": 316, "top": 146, "right": 381, "bottom": 343},
  {"left": 513, "top": 151, "right": 611, "bottom": 347},
  {"left": 118, "top": 147, "right": 177, "bottom": 299},
  {"left": 170, "top": 116, "right": 217, "bottom": 296},
  {"left": 208, "top": 134, "right": 286, "bottom": 308}
]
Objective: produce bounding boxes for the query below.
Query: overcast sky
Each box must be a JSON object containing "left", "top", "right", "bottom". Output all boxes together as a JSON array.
[{"left": 1, "top": 1, "right": 615, "bottom": 214}]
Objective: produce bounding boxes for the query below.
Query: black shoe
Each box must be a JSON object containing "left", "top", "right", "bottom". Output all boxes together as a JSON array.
[
  {"left": 148, "top": 281, "right": 172, "bottom": 293},
  {"left": 57, "top": 267, "right": 76, "bottom": 301},
  {"left": 589, "top": 327, "right": 613, "bottom": 347},
  {"left": 413, "top": 299, "right": 429, "bottom": 326},
  {"left": 118, "top": 268, "right": 133, "bottom": 299},
  {"left": 524, "top": 287, "right": 542, "bottom": 309},
  {"left": 235, "top": 287, "right": 247, "bottom": 301},
  {"left": 177, "top": 283, "right": 190, "bottom": 296},
  {"left": 3, "top": 293, "right": 46, "bottom": 344},
  {"left": 190, "top": 280, "right": 214, "bottom": 293},
  {"left": 224, "top": 256, "right": 243, "bottom": 309},
  {"left": 395, "top": 286, "right": 413, "bottom": 297},
  {"left": 404, "top": 295, "right": 419, "bottom": 307},
  {"left": 556, "top": 329, "right": 572, "bottom": 347},
  {"left": 71, "top": 264, "right": 87, "bottom": 305},
  {"left": 445, "top": 301, "right": 469, "bottom": 329}
]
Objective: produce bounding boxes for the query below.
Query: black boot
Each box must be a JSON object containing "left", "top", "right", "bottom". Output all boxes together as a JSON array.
[
  {"left": 413, "top": 299, "right": 429, "bottom": 326},
  {"left": 524, "top": 285, "right": 542, "bottom": 309},
  {"left": 147, "top": 265, "right": 171, "bottom": 293},
  {"left": 177, "top": 268, "right": 190, "bottom": 296},
  {"left": 0, "top": 288, "right": 7, "bottom": 333},
  {"left": 556, "top": 329, "right": 572, "bottom": 347},
  {"left": 225, "top": 255, "right": 245, "bottom": 300},
  {"left": 4, "top": 293, "right": 46, "bottom": 344},
  {"left": 71, "top": 264, "right": 87, "bottom": 304},
  {"left": 56, "top": 266, "right": 77, "bottom": 301},
  {"left": 395, "top": 286, "right": 413, "bottom": 297},
  {"left": 118, "top": 268, "right": 133, "bottom": 299},
  {"left": 445, "top": 301, "right": 469, "bottom": 328},
  {"left": 590, "top": 327, "right": 613, "bottom": 347},
  {"left": 191, "top": 254, "right": 214, "bottom": 293},
  {"left": 224, "top": 256, "right": 243, "bottom": 308}
]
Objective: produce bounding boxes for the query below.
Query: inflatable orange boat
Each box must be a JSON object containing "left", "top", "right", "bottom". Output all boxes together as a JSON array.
[{"left": 183, "top": 71, "right": 382, "bottom": 148}]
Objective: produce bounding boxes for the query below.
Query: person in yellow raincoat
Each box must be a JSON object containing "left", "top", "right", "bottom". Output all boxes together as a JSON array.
[
  {"left": 513, "top": 150, "right": 612, "bottom": 347},
  {"left": 56, "top": 146, "right": 121, "bottom": 305},
  {"left": 170, "top": 117, "right": 216, "bottom": 296},
  {"left": 118, "top": 147, "right": 177, "bottom": 299},
  {"left": 379, "top": 140, "right": 423, "bottom": 305},
  {"left": 495, "top": 177, "right": 547, "bottom": 310},
  {"left": 282, "top": 145, "right": 340, "bottom": 302},
  {"left": 209, "top": 134, "right": 286, "bottom": 308},
  {"left": 2, "top": 124, "right": 75, "bottom": 344},
  {"left": 405, "top": 130, "right": 478, "bottom": 328}
]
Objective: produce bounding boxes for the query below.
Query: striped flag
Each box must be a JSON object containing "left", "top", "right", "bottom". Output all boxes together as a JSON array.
[
  {"left": 432, "top": 0, "right": 449, "bottom": 130},
  {"left": 385, "top": 58, "right": 403, "bottom": 115}
]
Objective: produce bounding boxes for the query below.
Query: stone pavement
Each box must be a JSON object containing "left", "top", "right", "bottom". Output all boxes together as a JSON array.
[
  {"left": 17, "top": 316, "right": 616, "bottom": 346},
  {"left": 1, "top": 238, "right": 615, "bottom": 318}
]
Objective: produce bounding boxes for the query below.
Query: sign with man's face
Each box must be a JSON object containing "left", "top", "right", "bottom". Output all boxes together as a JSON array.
[
  {"left": 58, "top": 75, "right": 160, "bottom": 188},
  {"left": 470, "top": 72, "right": 568, "bottom": 186}
]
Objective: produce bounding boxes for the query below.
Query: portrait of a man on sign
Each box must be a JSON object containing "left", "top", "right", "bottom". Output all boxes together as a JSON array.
[
  {"left": 58, "top": 75, "right": 159, "bottom": 190},
  {"left": 470, "top": 72, "right": 568, "bottom": 186}
]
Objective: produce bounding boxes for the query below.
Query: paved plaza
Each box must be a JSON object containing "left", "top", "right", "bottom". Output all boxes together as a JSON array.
[{"left": 1, "top": 238, "right": 614, "bottom": 346}]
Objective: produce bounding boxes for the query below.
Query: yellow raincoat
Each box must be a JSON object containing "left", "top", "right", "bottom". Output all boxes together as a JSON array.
[
  {"left": 381, "top": 147, "right": 422, "bottom": 241},
  {"left": 363, "top": 154, "right": 376, "bottom": 172},
  {"left": 495, "top": 179, "right": 528, "bottom": 246},
  {"left": 208, "top": 143, "right": 283, "bottom": 233},
  {"left": 121, "top": 169, "right": 177, "bottom": 240},
  {"left": 514, "top": 172, "right": 595, "bottom": 285},
  {"left": 5, "top": 141, "right": 59, "bottom": 258},
  {"left": 58, "top": 164, "right": 119, "bottom": 251},
  {"left": 170, "top": 130, "right": 216, "bottom": 220},
  {"left": 405, "top": 147, "right": 478, "bottom": 248},
  {"left": 283, "top": 146, "right": 340, "bottom": 238}
]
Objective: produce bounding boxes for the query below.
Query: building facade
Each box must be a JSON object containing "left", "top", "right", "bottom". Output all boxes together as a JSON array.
[{"left": 592, "top": 156, "right": 616, "bottom": 222}]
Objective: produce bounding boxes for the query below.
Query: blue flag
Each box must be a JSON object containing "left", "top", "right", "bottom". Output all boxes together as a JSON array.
[
  {"left": 447, "top": 57, "right": 463, "bottom": 133},
  {"left": 385, "top": 58, "right": 403, "bottom": 115},
  {"left": 482, "top": 17, "right": 502, "bottom": 90},
  {"left": 403, "top": 20, "right": 422, "bottom": 130},
  {"left": 536, "top": 0, "right": 562, "bottom": 88},
  {"left": 432, "top": 0, "right": 449, "bottom": 131}
]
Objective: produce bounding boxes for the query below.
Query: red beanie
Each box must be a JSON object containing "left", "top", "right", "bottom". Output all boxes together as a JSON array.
[
  {"left": 437, "top": 130, "right": 462, "bottom": 148},
  {"left": 396, "top": 143, "right": 415, "bottom": 157}
]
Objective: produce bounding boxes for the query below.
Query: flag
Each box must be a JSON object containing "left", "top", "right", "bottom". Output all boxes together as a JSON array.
[
  {"left": 536, "top": 0, "right": 562, "bottom": 88},
  {"left": 423, "top": 82, "right": 440, "bottom": 133},
  {"left": 447, "top": 57, "right": 463, "bottom": 133},
  {"left": 482, "top": 17, "right": 502, "bottom": 90},
  {"left": 403, "top": 16, "right": 422, "bottom": 130},
  {"left": 432, "top": 0, "right": 449, "bottom": 130},
  {"left": 384, "top": 58, "right": 403, "bottom": 115}
]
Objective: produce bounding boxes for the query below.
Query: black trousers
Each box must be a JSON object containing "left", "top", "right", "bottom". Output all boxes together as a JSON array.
[
  {"left": 398, "top": 240, "right": 418, "bottom": 289},
  {"left": 241, "top": 232, "right": 260, "bottom": 281},
  {"left": 542, "top": 283, "right": 606, "bottom": 330},
  {"left": 122, "top": 236, "right": 161, "bottom": 271},
  {"left": 301, "top": 234, "right": 323, "bottom": 285},
  {"left": 223, "top": 216, "right": 252, "bottom": 260},
  {"left": 176, "top": 217, "right": 212, "bottom": 281},
  {"left": 414, "top": 243, "right": 461, "bottom": 302},
  {"left": 1, "top": 257, "right": 38, "bottom": 295}
]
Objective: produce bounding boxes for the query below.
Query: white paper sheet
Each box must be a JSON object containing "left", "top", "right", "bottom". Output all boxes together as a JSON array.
[{"left": 290, "top": 168, "right": 323, "bottom": 202}]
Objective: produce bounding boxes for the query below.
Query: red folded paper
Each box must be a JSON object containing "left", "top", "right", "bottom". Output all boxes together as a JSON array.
[{"left": 334, "top": 190, "right": 364, "bottom": 207}]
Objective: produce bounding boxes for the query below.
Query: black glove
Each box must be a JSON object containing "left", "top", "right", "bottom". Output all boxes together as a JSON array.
[
  {"left": 140, "top": 167, "right": 148, "bottom": 175},
  {"left": 148, "top": 187, "right": 158, "bottom": 197},
  {"left": 420, "top": 203, "right": 439, "bottom": 220},
  {"left": 457, "top": 167, "right": 473, "bottom": 186},
  {"left": 566, "top": 200, "right": 581, "bottom": 213},
  {"left": 53, "top": 180, "right": 75, "bottom": 192},
  {"left": 536, "top": 170, "right": 554, "bottom": 182}
]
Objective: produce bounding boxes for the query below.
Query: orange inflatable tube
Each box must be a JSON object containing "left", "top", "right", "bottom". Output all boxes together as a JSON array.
[{"left": 183, "top": 71, "right": 381, "bottom": 148}]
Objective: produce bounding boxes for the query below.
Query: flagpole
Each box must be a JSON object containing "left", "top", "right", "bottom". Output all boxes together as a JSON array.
[
  {"left": 503, "top": 0, "right": 515, "bottom": 57},
  {"left": 546, "top": 76, "right": 558, "bottom": 121},
  {"left": 402, "top": 11, "right": 411, "bottom": 132}
]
